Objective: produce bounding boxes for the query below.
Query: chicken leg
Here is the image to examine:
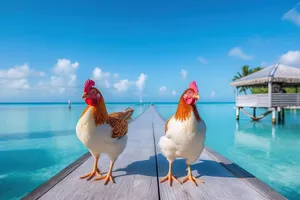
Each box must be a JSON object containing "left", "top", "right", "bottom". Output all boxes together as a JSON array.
[
  {"left": 80, "top": 155, "right": 102, "bottom": 180},
  {"left": 182, "top": 165, "right": 204, "bottom": 186},
  {"left": 160, "top": 161, "right": 181, "bottom": 186},
  {"left": 94, "top": 161, "right": 115, "bottom": 185}
]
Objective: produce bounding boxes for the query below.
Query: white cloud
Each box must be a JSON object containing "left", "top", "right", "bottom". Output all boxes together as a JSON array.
[
  {"left": 36, "top": 59, "right": 79, "bottom": 94},
  {"left": 0, "top": 64, "right": 45, "bottom": 93},
  {"left": 113, "top": 73, "right": 119, "bottom": 79},
  {"left": 50, "top": 59, "right": 79, "bottom": 89},
  {"left": 181, "top": 69, "right": 187, "bottom": 80},
  {"left": 197, "top": 56, "right": 209, "bottom": 64},
  {"left": 282, "top": 7, "right": 300, "bottom": 26},
  {"left": 136, "top": 73, "right": 147, "bottom": 93},
  {"left": 228, "top": 47, "right": 253, "bottom": 60},
  {"left": 0, "top": 79, "right": 30, "bottom": 90},
  {"left": 113, "top": 79, "right": 129, "bottom": 92},
  {"left": 172, "top": 90, "right": 177, "bottom": 96},
  {"left": 104, "top": 80, "right": 110, "bottom": 88},
  {"left": 159, "top": 86, "right": 167, "bottom": 93},
  {"left": 91, "top": 67, "right": 111, "bottom": 88},
  {"left": 279, "top": 50, "right": 300, "bottom": 66},
  {"left": 92, "top": 67, "right": 110, "bottom": 80},
  {"left": 0, "top": 63, "right": 44, "bottom": 79},
  {"left": 210, "top": 90, "right": 216, "bottom": 98},
  {"left": 53, "top": 59, "right": 78, "bottom": 75}
]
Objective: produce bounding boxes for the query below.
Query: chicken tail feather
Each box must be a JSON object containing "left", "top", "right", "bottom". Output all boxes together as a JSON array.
[{"left": 123, "top": 107, "right": 134, "bottom": 121}]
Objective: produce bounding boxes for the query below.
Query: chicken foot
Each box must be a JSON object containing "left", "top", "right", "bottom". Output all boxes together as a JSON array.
[
  {"left": 160, "top": 161, "right": 181, "bottom": 186},
  {"left": 80, "top": 155, "right": 102, "bottom": 180},
  {"left": 94, "top": 161, "right": 115, "bottom": 185},
  {"left": 182, "top": 165, "right": 204, "bottom": 186}
]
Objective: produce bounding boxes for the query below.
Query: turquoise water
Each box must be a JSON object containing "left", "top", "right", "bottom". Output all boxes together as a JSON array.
[
  {"left": 0, "top": 103, "right": 299, "bottom": 200},
  {"left": 0, "top": 103, "right": 149, "bottom": 200},
  {"left": 156, "top": 103, "right": 300, "bottom": 200}
]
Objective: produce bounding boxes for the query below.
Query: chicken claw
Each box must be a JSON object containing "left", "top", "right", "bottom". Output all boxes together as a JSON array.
[
  {"left": 80, "top": 168, "right": 102, "bottom": 180},
  {"left": 94, "top": 161, "right": 115, "bottom": 185},
  {"left": 182, "top": 165, "right": 204, "bottom": 186},
  {"left": 160, "top": 173, "right": 181, "bottom": 186},
  {"left": 160, "top": 161, "right": 181, "bottom": 186},
  {"left": 94, "top": 173, "right": 115, "bottom": 185},
  {"left": 80, "top": 155, "right": 102, "bottom": 180}
]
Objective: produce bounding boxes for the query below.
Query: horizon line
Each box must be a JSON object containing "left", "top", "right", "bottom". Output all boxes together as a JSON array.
[{"left": 0, "top": 101, "right": 235, "bottom": 104}]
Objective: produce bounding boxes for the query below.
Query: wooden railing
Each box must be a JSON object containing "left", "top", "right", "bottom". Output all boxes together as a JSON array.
[
  {"left": 236, "top": 93, "right": 300, "bottom": 107},
  {"left": 272, "top": 93, "right": 300, "bottom": 107},
  {"left": 236, "top": 94, "right": 269, "bottom": 107}
]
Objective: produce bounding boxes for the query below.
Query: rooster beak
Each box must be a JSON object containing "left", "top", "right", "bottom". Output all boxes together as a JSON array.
[
  {"left": 194, "top": 94, "right": 200, "bottom": 99},
  {"left": 81, "top": 92, "right": 87, "bottom": 99}
]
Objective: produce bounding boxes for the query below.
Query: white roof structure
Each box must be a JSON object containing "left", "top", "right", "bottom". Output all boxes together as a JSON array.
[{"left": 230, "top": 63, "right": 300, "bottom": 87}]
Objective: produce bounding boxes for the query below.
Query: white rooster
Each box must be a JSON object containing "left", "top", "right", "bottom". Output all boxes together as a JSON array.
[
  {"left": 159, "top": 81, "right": 207, "bottom": 186},
  {"left": 76, "top": 79, "right": 134, "bottom": 184}
]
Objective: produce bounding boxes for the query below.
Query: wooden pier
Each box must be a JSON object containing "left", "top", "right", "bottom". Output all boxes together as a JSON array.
[{"left": 22, "top": 106, "right": 286, "bottom": 200}]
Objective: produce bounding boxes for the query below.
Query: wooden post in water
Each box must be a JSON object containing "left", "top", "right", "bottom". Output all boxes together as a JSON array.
[
  {"left": 236, "top": 107, "right": 240, "bottom": 120},
  {"left": 272, "top": 110, "right": 276, "bottom": 124},
  {"left": 277, "top": 107, "right": 281, "bottom": 123},
  {"left": 282, "top": 108, "right": 285, "bottom": 120},
  {"left": 253, "top": 107, "right": 256, "bottom": 118},
  {"left": 68, "top": 100, "right": 72, "bottom": 110}
]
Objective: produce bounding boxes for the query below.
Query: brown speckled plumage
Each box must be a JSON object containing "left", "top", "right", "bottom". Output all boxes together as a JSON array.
[
  {"left": 80, "top": 94, "right": 134, "bottom": 139},
  {"left": 107, "top": 117, "right": 128, "bottom": 138},
  {"left": 109, "top": 107, "right": 134, "bottom": 121}
]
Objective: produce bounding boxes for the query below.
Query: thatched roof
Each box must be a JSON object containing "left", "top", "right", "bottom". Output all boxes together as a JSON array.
[{"left": 230, "top": 63, "right": 300, "bottom": 87}]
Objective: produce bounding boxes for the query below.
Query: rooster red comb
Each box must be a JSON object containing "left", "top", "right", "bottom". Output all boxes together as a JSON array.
[
  {"left": 189, "top": 81, "right": 199, "bottom": 93},
  {"left": 84, "top": 79, "right": 95, "bottom": 93}
]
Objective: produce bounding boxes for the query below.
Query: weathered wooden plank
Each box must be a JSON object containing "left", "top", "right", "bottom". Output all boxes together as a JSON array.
[
  {"left": 30, "top": 106, "right": 158, "bottom": 200},
  {"left": 205, "top": 147, "right": 286, "bottom": 200},
  {"left": 151, "top": 106, "right": 286, "bottom": 200},
  {"left": 22, "top": 152, "right": 91, "bottom": 200}
]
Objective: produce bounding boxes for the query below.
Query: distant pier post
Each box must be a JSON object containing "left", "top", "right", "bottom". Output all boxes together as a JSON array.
[
  {"left": 68, "top": 100, "right": 72, "bottom": 109},
  {"left": 236, "top": 107, "right": 240, "bottom": 120},
  {"left": 253, "top": 107, "right": 256, "bottom": 118},
  {"left": 272, "top": 110, "right": 276, "bottom": 124}
]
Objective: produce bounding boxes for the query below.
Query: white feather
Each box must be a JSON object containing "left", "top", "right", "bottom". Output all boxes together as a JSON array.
[
  {"left": 76, "top": 107, "right": 127, "bottom": 161},
  {"left": 159, "top": 111, "right": 206, "bottom": 165}
]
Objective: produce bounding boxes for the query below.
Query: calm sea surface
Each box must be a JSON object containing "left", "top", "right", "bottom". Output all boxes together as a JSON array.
[{"left": 0, "top": 103, "right": 299, "bottom": 199}]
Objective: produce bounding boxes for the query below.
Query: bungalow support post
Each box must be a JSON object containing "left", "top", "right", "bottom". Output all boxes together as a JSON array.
[
  {"left": 236, "top": 107, "right": 240, "bottom": 120},
  {"left": 235, "top": 87, "right": 239, "bottom": 120},
  {"left": 272, "top": 110, "right": 276, "bottom": 124}
]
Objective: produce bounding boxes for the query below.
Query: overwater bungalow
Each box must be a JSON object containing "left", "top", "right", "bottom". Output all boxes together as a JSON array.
[{"left": 230, "top": 63, "right": 300, "bottom": 124}]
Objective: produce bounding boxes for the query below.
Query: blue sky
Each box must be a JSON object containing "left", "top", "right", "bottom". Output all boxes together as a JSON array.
[{"left": 0, "top": 0, "right": 300, "bottom": 102}]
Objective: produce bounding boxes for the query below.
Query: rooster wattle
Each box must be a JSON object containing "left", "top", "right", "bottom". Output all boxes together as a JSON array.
[
  {"left": 159, "top": 81, "right": 207, "bottom": 186},
  {"left": 76, "top": 79, "right": 134, "bottom": 184}
]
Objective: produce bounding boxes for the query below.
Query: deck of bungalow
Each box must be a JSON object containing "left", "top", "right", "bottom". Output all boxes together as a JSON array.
[
  {"left": 231, "top": 63, "right": 300, "bottom": 124},
  {"left": 22, "top": 106, "right": 286, "bottom": 200}
]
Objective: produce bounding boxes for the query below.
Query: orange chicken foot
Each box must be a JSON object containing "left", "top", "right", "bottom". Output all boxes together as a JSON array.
[
  {"left": 182, "top": 165, "right": 204, "bottom": 186},
  {"left": 160, "top": 161, "right": 181, "bottom": 186},
  {"left": 80, "top": 156, "right": 102, "bottom": 180},
  {"left": 94, "top": 161, "right": 115, "bottom": 185}
]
